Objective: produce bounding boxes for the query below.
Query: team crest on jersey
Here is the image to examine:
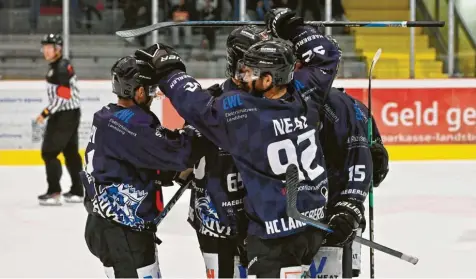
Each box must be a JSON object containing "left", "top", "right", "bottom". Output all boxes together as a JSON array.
[
  {"left": 195, "top": 193, "right": 220, "bottom": 225},
  {"left": 93, "top": 183, "right": 148, "bottom": 229}
]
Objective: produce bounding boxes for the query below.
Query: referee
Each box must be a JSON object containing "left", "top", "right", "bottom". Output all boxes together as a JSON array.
[{"left": 36, "top": 33, "right": 83, "bottom": 206}]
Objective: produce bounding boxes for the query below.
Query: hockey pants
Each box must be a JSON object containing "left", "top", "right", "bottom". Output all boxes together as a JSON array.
[{"left": 84, "top": 214, "right": 161, "bottom": 278}]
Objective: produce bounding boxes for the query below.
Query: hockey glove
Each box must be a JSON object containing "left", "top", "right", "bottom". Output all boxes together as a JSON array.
[
  {"left": 207, "top": 83, "right": 223, "bottom": 97},
  {"left": 134, "top": 43, "right": 186, "bottom": 80},
  {"left": 182, "top": 124, "right": 215, "bottom": 166},
  {"left": 370, "top": 142, "right": 389, "bottom": 187},
  {"left": 174, "top": 168, "right": 194, "bottom": 187},
  {"left": 155, "top": 170, "right": 178, "bottom": 187},
  {"left": 325, "top": 200, "right": 364, "bottom": 246},
  {"left": 155, "top": 126, "right": 184, "bottom": 140},
  {"left": 264, "top": 8, "right": 304, "bottom": 40}
]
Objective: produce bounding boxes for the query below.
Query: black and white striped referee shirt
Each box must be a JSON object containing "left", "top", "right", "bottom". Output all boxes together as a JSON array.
[{"left": 40, "top": 57, "right": 80, "bottom": 118}]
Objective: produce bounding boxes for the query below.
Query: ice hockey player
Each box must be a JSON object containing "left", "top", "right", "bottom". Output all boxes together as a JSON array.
[
  {"left": 134, "top": 32, "right": 335, "bottom": 276},
  {"left": 261, "top": 8, "right": 386, "bottom": 278},
  {"left": 308, "top": 87, "right": 373, "bottom": 278},
  {"left": 80, "top": 55, "right": 198, "bottom": 278},
  {"left": 37, "top": 33, "right": 83, "bottom": 205},
  {"left": 187, "top": 25, "right": 267, "bottom": 279},
  {"left": 307, "top": 87, "right": 390, "bottom": 278},
  {"left": 265, "top": 8, "right": 371, "bottom": 278}
]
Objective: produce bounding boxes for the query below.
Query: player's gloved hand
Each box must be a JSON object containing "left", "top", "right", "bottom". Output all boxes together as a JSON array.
[
  {"left": 182, "top": 124, "right": 202, "bottom": 138},
  {"left": 264, "top": 8, "right": 304, "bottom": 40},
  {"left": 359, "top": 215, "right": 367, "bottom": 234},
  {"left": 155, "top": 170, "right": 178, "bottom": 187},
  {"left": 174, "top": 168, "right": 194, "bottom": 186},
  {"left": 370, "top": 142, "right": 389, "bottom": 187},
  {"left": 182, "top": 124, "right": 214, "bottom": 166},
  {"left": 207, "top": 83, "right": 223, "bottom": 97},
  {"left": 325, "top": 200, "right": 364, "bottom": 246},
  {"left": 134, "top": 43, "right": 186, "bottom": 79},
  {"left": 155, "top": 126, "right": 184, "bottom": 140}
]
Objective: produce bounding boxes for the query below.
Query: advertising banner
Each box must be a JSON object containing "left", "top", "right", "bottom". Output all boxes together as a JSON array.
[
  {"left": 0, "top": 79, "right": 474, "bottom": 164},
  {"left": 159, "top": 80, "right": 476, "bottom": 146},
  {"left": 0, "top": 81, "right": 162, "bottom": 150},
  {"left": 344, "top": 88, "right": 476, "bottom": 145}
]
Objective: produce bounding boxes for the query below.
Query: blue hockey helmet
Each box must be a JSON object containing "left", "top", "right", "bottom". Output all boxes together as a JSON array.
[
  {"left": 226, "top": 25, "right": 269, "bottom": 79},
  {"left": 240, "top": 39, "right": 296, "bottom": 86},
  {"left": 110, "top": 56, "right": 158, "bottom": 99}
]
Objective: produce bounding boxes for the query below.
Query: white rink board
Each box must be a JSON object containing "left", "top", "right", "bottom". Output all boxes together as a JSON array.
[
  {"left": 2, "top": 79, "right": 476, "bottom": 149},
  {"left": 1, "top": 161, "right": 476, "bottom": 278},
  {"left": 0, "top": 81, "right": 161, "bottom": 150}
]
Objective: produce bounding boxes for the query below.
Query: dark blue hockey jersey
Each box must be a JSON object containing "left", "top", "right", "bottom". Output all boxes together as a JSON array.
[
  {"left": 188, "top": 79, "right": 246, "bottom": 238},
  {"left": 319, "top": 88, "right": 382, "bottom": 206},
  {"left": 81, "top": 103, "right": 193, "bottom": 231},
  {"left": 308, "top": 90, "right": 380, "bottom": 278},
  {"left": 158, "top": 26, "right": 341, "bottom": 239},
  {"left": 291, "top": 26, "right": 342, "bottom": 109},
  {"left": 159, "top": 81, "right": 329, "bottom": 239}
]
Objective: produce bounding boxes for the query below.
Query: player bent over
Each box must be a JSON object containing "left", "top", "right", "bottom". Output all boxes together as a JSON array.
[
  {"left": 187, "top": 25, "right": 267, "bottom": 279},
  {"left": 134, "top": 31, "right": 331, "bottom": 276},
  {"left": 80, "top": 55, "right": 198, "bottom": 278}
]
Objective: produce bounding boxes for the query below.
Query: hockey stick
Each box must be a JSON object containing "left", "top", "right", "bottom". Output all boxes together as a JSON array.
[
  {"left": 115, "top": 20, "right": 445, "bottom": 38},
  {"left": 367, "top": 48, "right": 382, "bottom": 278},
  {"left": 153, "top": 180, "right": 191, "bottom": 226},
  {"left": 285, "top": 164, "right": 419, "bottom": 265},
  {"left": 153, "top": 169, "right": 194, "bottom": 226}
]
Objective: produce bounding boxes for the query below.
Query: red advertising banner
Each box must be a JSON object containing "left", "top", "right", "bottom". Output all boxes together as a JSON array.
[
  {"left": 345, "top": 88, "right": 476, "bottom": 144},
  {"left": 162, "top": 87, "right": 476, "bottom": 145}
]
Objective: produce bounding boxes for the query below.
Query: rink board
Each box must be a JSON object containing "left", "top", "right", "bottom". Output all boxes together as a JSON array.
[
  {"left": 0, "top": 79, "right": 475, "bottom": 165},
  {"left": 0, "top": 144, "right": 475, "bottom": 165}
]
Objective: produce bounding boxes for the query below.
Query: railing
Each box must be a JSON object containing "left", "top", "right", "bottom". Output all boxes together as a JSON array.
[
  {"left": 2, "top": 0, "right": 472, "bottom": 79},
  {"left": 416, "top": 0, "right": 449, "bottom": 71},
  {"left": 421, "top": 0, "right": 476, "bottom": 77}
]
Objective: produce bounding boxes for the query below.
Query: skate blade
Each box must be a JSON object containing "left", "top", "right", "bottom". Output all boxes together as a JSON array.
[
  {"left": 39, "top": 199, "right": 62, "bottom": 206},
  {"left": 64, "top": 196, "right": 83, "bottom": 203}
]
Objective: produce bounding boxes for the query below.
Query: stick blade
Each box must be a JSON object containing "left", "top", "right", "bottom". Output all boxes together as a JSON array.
[
  {"left": 116, "top": 22, "right": 176, "bottom": 38},
  {"left": 285, "top": 164, "right": 300, "bottom": 217},
  {"left": 285, "top": 164, "right": 332, "bottom": 232},
  {"left": 355, "top": 236, "right": 420, "bottom": 265},
  {"left": 370, "top": 48, "right": 382, "bottom": 72}
]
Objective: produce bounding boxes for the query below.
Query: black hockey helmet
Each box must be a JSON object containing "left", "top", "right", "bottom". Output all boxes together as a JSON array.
[
  {"left": 240, "top": 39, "right": 296, "bottom": 86},
  {"left": 225, "top": 25, "right": 269, "bottom": 79},
  {"left": 110, "top": 56, "right": 158, "bottom": 99},
  {"left": 41, "top": 33, "right": 63, "bottom": 46}
]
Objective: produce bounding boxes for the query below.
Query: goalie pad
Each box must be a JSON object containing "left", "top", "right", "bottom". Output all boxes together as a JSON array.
[{"left": 309, "top": 246, "right": 343, "bottom": 278}]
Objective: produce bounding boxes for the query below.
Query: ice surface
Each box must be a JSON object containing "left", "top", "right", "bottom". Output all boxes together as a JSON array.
[{"left": 1, "top": 161, "right": 475, "bottom": 278}]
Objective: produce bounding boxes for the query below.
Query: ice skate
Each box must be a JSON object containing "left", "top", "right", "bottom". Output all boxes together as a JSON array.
[
  {"left": 63, "top": 191, "right": 83, "bottom": 203},
  {"left": 38, "top": 192, "right": 62, "bottom": 206}
]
